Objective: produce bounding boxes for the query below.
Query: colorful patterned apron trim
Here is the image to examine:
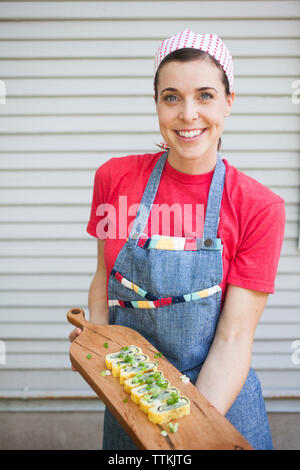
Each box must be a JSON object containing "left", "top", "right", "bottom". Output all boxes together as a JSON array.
[
  {"left": 109, "top": 269, "right": 221, "bottom": 308},
  {"left": 135, "top": 234, "right": 222, "bottom": 251}
]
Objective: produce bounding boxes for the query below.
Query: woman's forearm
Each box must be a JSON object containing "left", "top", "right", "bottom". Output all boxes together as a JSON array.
[
  {"left": 88, "top": 269, "right": 109, "bottom": 325},
  {"left": 195, "top": 334, "right": 253, "bottom": 416}
]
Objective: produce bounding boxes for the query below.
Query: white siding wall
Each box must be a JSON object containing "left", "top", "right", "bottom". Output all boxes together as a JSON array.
[{"left": 0, "top": 1, "right": 299, "bottom": 412}]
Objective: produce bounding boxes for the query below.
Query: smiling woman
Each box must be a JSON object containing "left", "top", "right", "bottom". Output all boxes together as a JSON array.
[
  {"left": 80, "top": 29, "right": 286, "bottom": 451},
  {"left": 154, "top": 47, "right": 232, "bottom": 152},
  {"left": 154, "top": 53, "right": 234, "bottom": 174}
]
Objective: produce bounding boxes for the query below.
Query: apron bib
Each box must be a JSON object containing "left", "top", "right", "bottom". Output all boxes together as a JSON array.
[{"left": 102, "top": 150, "right": 273, "bottom": 450}]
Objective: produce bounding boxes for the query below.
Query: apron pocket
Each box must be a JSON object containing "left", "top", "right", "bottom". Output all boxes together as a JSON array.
[{"left": 109, "top": 269, "right": 221, "bottom": 309}]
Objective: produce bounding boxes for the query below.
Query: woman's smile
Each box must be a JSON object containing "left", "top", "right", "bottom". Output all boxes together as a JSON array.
[{"left": 175, "top": 128, "right": 208, "bottom": 141}]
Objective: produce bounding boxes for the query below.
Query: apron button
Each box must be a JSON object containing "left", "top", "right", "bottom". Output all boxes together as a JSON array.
[{"left": 204, "top": 238, "right": 213, "bottom": 247}]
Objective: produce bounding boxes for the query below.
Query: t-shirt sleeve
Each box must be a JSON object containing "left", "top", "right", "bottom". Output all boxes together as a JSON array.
[
  {"left": 226, "top": 201, "right": 286, "bottom": 293},
  {"left": 86, "top": 163, "right": 110, "bottom": 239}
]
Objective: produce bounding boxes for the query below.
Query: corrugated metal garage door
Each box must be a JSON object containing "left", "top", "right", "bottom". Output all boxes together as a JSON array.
[{"left": 0, "top": 1, "right": 299, "bottom": 412}]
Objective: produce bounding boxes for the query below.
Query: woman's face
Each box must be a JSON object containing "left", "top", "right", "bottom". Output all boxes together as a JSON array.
[{"left": 155, "top": 58, "right": 235, "bottom": 172}]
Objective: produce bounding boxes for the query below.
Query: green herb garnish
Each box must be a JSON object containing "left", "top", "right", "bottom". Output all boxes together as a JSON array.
[
  {"left": 146, "top": 378, "right": 154, "bottom": 385},
  {"left": 123, "top": 398, "right": 128, "bottom": 403},
  {"left": 167, "top": 392, "right": 179, "bottom": 405},
  {"left": 132, "top": 376, "right": 141, "bottom": 384},
  {"left": 154, "top": 352, "right": 162, "bottom": 358},
  {"left": 168, "top": 422, "right": 179, "bottom": 433},
  {"left": 86, "top": 353, "right": 92, "bottom": 359},
  {"left": 100, "top": 371, "right": 106, "bottom": 376},
  {"left": 121, "top": 346, "right": 128, "bottom": 352},
  {"left": 156, "top": 377, "right": 168, "bottom": 389},
  {"left": 123, "top": 354, "right": 134, "bottom": 363},
  {"left": 104, "top": 342, "right": 109, "bottom": 348}
]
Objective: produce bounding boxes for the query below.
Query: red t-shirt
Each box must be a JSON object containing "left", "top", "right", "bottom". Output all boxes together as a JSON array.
[{"left": 86, "top": 151, "right": 285, "bottom": 308}]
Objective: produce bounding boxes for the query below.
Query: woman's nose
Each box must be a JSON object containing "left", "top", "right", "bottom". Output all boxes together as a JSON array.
[{"left": 178, "top": 101, "right": 199, "bottom": 122}]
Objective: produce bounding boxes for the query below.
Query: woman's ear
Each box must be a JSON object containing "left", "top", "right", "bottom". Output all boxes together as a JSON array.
[{"left": 225, "top": 91, "right": 235, "bottom": 117}]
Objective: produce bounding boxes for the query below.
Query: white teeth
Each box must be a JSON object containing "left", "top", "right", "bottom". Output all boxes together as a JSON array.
[{"left": 177, "top": 129, "right": 205, "bottom": 138}]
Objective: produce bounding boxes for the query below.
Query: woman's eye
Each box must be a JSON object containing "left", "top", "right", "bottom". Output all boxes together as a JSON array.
[
  {"left": 200, "top": 92, "right": 213, "bottom": 100},
  {"left": 164, "top": 95, "right": 178, "bottom": 102}
]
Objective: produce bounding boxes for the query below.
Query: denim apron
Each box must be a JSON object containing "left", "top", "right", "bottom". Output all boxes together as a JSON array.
[{"left": 102, "top": 150, "right": 273, "bottom": 450}]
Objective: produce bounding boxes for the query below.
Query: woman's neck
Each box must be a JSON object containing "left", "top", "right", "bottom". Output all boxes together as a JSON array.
[{"left": 167, "top": 148, "right": 218, "bottom": 175}]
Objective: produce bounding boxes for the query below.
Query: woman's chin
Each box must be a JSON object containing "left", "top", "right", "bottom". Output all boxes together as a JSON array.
[{"left": 170, "top": 146, "right": 208, "bottom": 161}]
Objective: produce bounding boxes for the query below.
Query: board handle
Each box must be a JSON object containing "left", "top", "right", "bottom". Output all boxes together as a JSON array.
[{"left": 67, "top": 307, "right": 87, "bottom": 329}]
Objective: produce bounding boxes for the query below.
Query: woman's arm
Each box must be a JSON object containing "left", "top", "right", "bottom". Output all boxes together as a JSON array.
[
  {"left": 69, "top": 239, "right": 108, "bottom": 371},
  {"left": 195, "top": 283, "right": 269, "bottom": 415},
  {"left": 88, "top": 239, "right": 109, "bottom": 325}
]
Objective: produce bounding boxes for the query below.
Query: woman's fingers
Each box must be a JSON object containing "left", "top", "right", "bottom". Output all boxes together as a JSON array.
[
  {"left": 68, "top": 327, "right": 82, "bottom": 343},
  {"left": 69, "top": 327, "right": 82, "bottom": 371}
]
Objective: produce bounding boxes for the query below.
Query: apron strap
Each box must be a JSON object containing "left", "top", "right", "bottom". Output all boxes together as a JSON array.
[
  {"left": 129, "top": 150, "right": 168, "bottom": 240},
  {"left": 203, "top": 154, "right": 226, "bottom": 241}
]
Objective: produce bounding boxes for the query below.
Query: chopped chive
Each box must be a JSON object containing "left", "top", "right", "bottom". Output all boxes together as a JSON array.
[
  {"left": 146, "top": 378, "right": 154, "bottom": 385},
  {"left": 168, "top": 422, "right": 179, "bottom": 433},
  {"left": 154, "top": 352, "right": 162, "bottom": 358},
  {"left": 160, "top": 430, "right": 168, "bottom": 437},
  {"left": 104, "top": 342, "right": 109, "bottom": 348},
  {"left": 86, "top": 353, "right": 92, "bottom": 359},
  {"left": 123, "top": 398, "right": 128, "bottom": 403},
  {"left": 167, "top": 392, "right": 179, "bottom": 405},
  {"left": 100, "top": 371, "right": 106, "bottom": 376}
]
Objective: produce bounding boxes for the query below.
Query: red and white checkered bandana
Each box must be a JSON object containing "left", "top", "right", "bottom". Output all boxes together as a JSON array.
[{"left": 154, "top": 30, "right": 234, "bottom": 93}]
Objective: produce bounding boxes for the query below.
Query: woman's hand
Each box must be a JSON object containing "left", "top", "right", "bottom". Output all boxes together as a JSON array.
[{"left": 68, "top": 327, "right": 82, "bottom": 371}]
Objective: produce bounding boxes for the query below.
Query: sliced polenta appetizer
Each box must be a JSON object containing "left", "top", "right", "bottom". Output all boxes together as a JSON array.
[
  {"left": 119, "top": 361, "right": 157, "bottom": 384},
  {"left": 131, "top": 377, "right": 170, "bottom": 404},
  {"left": 111, "top": 353, "right": 149, "bottom": 378},
  {"left": 123, "top": 370, "right": 165, "bottom": 393},
  {"left": 139, "top": 387, "right": 180, "bottom": 414},
  {"left": 105, "top": 345, "right": 142, "bottom": 370},
  {"left": 148, "top": 396, "right": 190, "bottom": 425}
]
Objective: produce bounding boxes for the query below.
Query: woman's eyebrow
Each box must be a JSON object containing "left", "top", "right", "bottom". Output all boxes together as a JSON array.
[{"left": 160, "top": 87, "right": 218, "bottom": 95}]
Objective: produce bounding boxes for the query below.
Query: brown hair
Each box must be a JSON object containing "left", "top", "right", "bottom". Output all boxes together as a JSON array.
[{"left": 154, "top": 48, "right": 231, "bottom": 152}]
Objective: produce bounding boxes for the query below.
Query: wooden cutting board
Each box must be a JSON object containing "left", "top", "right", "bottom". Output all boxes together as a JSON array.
[{"left": 67, "top": 307, "right": 253, "bottom": 450}]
